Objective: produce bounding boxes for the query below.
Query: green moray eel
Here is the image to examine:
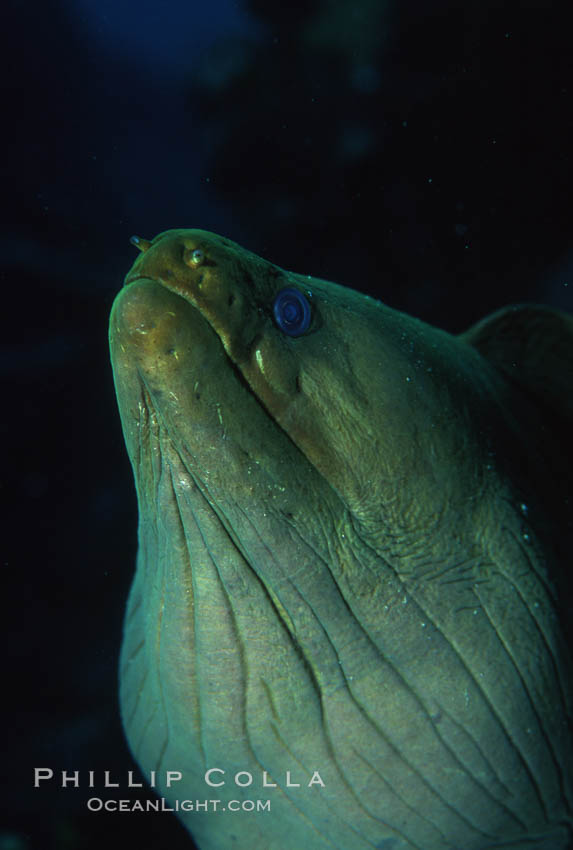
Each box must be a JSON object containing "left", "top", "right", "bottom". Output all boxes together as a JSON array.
[{"left": 109, "top": 229, "right": 573, "bottom": 850}]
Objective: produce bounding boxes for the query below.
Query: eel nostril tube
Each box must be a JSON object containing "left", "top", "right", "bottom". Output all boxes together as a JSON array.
[{"left": 130, "top": 235, "right": 152, "bottom": 253}]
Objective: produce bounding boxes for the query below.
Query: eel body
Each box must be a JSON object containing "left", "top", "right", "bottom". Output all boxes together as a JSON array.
[{"left": 109, "top": 228, "right": 573, "bottom": 850}]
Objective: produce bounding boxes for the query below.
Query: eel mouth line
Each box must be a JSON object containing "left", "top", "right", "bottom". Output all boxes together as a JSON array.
[
  {"left": 125, "top": 271, "right": 260, "bottom": 383},
  {"left": 122, "top": 272, "right": 310, "bottom": 476},
  {"left": 124, "top": 271, "right": 157, "bottom": 287}
]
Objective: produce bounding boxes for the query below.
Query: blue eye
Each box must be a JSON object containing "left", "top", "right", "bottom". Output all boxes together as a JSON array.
[{"left": 272, "top": 288, "right": 312, "bottom": 336}]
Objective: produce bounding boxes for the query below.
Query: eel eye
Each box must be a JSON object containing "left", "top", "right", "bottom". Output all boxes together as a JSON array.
[
  {"left": 185, "top": 248, "right": 205, "bottom": 267},
  {"left": 272, "top": 287, "right": 312, "bottom": 336}
]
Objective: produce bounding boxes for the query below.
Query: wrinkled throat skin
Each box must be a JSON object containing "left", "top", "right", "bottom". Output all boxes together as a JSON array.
[{"left": 109, "top": 228, "right": 573, "bottom": 850}]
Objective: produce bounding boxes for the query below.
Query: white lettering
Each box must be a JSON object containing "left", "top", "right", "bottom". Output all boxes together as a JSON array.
[
  {"left": 33, "top": 768, "right": 53, "bottom": 787},
  {"left": 308, "top": 771, "right": 325, "bottom": 787},
  {"left": 262, "top": 772, "right": 277, "bottom": 788},
  {"left": 234, "top": 771, "right": 253, "bottom": 787},
  {"left": 285, "top": 771, "right": 300, "bottom": 788},
  {"left": 127, "top": 771, "right": 143, "bottom": 788},
  {"left": 62, "top": 771, "right": 80, "bottom": 788},
  {"left": 205, "top": 768, "right": 225, "bottom": 787},
  {"left": 102, "top": 771, "right": 118, "bottom": 788},
  {"left": 166, "top": 771, "right": 182, "bottom": 787}
]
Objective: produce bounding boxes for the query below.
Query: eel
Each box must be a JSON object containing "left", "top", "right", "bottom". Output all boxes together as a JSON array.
[{"left": 109, "top": 228, "right": 573, "bottom": 850}]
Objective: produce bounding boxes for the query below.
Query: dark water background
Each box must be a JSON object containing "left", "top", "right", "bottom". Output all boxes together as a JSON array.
[{"left": 2, "top": 0, "right": 573, "bottom": 848}]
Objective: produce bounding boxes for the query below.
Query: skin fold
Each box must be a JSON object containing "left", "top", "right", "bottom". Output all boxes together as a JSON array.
[{"left": 109, "top": 229, "right": 573, "bottom": 850}]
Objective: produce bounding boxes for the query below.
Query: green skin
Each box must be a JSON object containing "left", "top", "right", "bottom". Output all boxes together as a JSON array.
[{"left": 109, "top": 229, "right": 573, "bottom": 850}]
